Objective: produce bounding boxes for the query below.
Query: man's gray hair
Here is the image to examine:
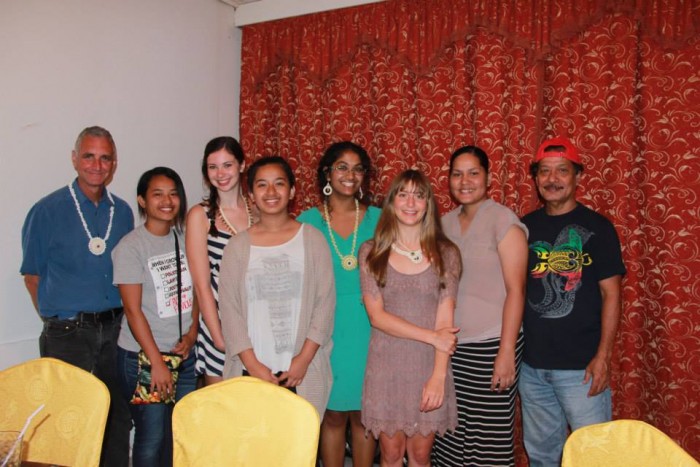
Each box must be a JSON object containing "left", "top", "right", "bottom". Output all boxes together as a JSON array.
[{"left": 74, "top": 126, "right": 116, "bottom": 154}]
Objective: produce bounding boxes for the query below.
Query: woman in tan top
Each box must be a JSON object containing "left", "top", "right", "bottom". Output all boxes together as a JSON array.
[{"left": 432, "top": 146, "right": 528, "bottom": 466}]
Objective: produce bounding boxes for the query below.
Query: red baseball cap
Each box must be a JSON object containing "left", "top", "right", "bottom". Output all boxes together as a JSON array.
[{"left": 534, "top": 136, "right": 582, "bottom": 165}]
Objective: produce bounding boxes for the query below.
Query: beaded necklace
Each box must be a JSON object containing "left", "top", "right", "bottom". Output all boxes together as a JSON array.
[
  {"left": 323, "top": 199, "right": 360, "bottom": 271},
  {"left": 218, "top": 197, "right": 252, "bottom": 235}
]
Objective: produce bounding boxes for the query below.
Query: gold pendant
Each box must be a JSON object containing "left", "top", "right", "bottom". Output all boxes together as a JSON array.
[{"left": 341, "top": 255, "right": 358, "bottom": 271}]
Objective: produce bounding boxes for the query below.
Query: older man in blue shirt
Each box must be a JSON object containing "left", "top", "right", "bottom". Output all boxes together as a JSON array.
[{"left": 21, "top": 126, "right": 134, "bottom": 467}]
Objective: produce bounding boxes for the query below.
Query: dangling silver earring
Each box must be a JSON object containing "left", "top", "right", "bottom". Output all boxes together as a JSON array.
[
  {"left": 323, "top": 181, "right": 333, "bottom": 196},
  {"left": 358, "top": 186, "right": 364, "bottom": 199}
]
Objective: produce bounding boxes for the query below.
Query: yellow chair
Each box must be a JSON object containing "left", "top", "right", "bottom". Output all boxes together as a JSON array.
[
  {"left": 0, "top": 357, "right": 110, "bottom": 466},
  {"left": 173, "top": 376, "right": 320, "bottom": 466},
  {"left": 562, "top": 419, "right": 699, "bottom": 467}
]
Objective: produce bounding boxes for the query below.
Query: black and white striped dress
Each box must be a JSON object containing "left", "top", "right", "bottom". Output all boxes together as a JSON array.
[{"left": 193, "top": 229, "right": 231, "bottom": 376}]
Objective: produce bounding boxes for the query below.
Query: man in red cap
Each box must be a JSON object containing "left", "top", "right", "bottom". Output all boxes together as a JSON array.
[{"left": 519, "top": 136, "right": 626, "bottom": 466}]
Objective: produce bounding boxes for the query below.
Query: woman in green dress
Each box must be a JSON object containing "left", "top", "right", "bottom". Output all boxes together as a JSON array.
[{"left": 298, "top": 141, "right": 380, "bottom": 467}]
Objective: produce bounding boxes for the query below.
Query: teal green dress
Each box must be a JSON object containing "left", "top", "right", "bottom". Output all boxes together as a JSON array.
[{"left": 297, "top": 205, "right": 380, "bottom": 411}]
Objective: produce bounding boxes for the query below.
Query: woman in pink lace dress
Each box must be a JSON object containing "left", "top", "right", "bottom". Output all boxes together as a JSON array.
[{"left": 359, "top": 169, "right": 461, "bottom": 467}]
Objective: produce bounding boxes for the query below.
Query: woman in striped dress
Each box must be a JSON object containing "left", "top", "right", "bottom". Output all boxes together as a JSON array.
[
  {"left": 432, "top": 146, "right": 528, "bottom": 466},
  {"left": 186, "top": 137, "right": 256, "bottom": 385}
]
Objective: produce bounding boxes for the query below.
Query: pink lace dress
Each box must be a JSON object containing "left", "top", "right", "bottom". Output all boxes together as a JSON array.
[{"left": 359, "top": 241, "right": 459, "bottom": 438}]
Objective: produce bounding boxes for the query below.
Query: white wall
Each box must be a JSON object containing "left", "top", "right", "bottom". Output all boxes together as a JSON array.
[{"left": 0, "top": 0, "right": 241, "bottom": 370}]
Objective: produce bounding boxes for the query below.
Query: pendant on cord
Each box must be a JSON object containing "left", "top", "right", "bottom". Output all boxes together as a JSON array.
[
  {"left": 88, "top": 237, "right": 107, "bottom": 256},
  {"left": 341, "top": 255, "right": 358, "bottom": 271}
]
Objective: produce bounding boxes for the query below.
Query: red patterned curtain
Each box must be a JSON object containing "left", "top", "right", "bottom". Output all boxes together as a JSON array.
[{"left": 239, "top": 0, "right": 700, "bottom": 461}]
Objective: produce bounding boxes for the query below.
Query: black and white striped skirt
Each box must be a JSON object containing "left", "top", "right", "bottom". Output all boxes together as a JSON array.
[{"left": 432, "top": 333, "right": 524, "bottom": 467}]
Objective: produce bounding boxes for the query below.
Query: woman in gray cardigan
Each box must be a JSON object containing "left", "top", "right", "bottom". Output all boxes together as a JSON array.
[{"left": 218, "top": 156, "right": 336, "bottom": 417}]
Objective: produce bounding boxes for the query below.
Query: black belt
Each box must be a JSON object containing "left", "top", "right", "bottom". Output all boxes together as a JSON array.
[{"left": 50, "top": 307, "right": 123, "bottom": 324}]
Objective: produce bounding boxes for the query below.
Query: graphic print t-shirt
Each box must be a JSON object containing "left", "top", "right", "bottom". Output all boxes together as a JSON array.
[
  {"left": 245, "top": 227, "right": 305, "bottom": 373},
  {"left": 522, "top": 204, "right": 625, "bottom": 369},
  {"left": 113, "top": 225, "right": 194, "bottom": 352}
]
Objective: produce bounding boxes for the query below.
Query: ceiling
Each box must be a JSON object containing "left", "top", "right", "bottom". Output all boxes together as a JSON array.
[
  {"left": 228, "top": 0, "right": 385, "bottom": 27},
  {"left": 219, "top": 0, "right": 261, "bottom": 7}
]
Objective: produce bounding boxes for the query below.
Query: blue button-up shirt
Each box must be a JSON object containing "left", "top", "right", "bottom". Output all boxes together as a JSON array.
[{"left": 21, "top": 179, "right": 134, "bottom": 318}]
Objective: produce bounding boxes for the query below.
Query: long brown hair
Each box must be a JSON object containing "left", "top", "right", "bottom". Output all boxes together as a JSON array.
[
  {"left": 201, "top": 136, "right": 245, "bottom": 236},
  {"left": 366, "top": 169, "right": 458, "bottom": 287}
]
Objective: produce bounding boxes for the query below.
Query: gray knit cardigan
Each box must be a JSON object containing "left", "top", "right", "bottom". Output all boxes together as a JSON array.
[{"left": 218, "top": 224, "right": 336, "bottom": 417}]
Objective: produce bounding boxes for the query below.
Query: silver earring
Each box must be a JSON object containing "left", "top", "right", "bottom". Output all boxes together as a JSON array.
[
  {"left": 323, "top": 181, "right": 333, "bottom": 196},
  {"left": 358, "top": 186, "right": 364, "bottom": 199}
]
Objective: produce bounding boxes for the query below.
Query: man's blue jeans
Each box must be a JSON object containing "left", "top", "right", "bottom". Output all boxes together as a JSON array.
[
  {"left": 40, "top": 316, "right": 131, "bottom": 467},
  {"left": 117, "top": 347, "right": 196, "bottom": 467},
  {"left": 519, "top": 362, "right": 612, "bottom": 467}
]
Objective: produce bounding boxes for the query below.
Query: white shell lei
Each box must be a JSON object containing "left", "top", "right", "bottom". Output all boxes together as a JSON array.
[{"left": 68, "top": 183, "right": 114, "bottom": 256}]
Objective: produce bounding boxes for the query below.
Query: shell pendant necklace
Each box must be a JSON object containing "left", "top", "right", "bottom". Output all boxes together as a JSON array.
[
  {"left": 324, "top": 198, "right": 360, "bottom": 271},
  {"left": 68, "top": 182, "right": 114, "bottom": 256},
  {"left": 391, "top": 240, "right": 424, "bottom": 264},
  {"left": 218, "top": 197, "right": 252, "bottom": 235}
]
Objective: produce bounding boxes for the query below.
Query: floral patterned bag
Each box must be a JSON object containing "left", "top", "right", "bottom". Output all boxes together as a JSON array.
[{"left": 130, "top": 351, "right": 183, "bottom": 404}]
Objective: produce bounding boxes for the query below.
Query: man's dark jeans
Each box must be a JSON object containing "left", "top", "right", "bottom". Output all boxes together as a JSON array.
[{"left": 40, "top": 316, "right": 131, "bottom": 467}]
